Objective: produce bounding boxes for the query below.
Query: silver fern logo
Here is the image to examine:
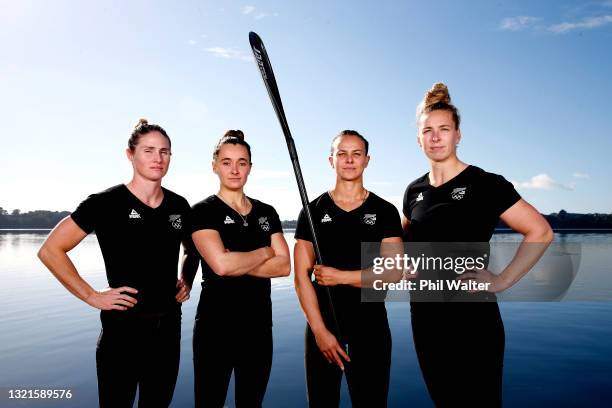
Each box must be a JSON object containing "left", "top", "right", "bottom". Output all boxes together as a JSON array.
[
  {"left": 363, "top": 214, "right": 377, "bottom": 225},
  {"left": 169, "top": 214, "right": 182, "bottom": 230},
  {"left": 259, "top": 216, "right": 270, "bottom": 231},
  {"left": 451, "top": 187, "right": 466, "bottom": 200}
]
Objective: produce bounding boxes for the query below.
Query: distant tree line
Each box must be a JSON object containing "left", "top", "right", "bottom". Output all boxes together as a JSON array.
[
  {"left": 498, "top": 209, "right": 612, "bottom": 230},
  {"left": 0, "top": 207, "right": 70, "bottom": 229},
  {"left": 2, "top": 207, "right": 611, "bottom": 230}
]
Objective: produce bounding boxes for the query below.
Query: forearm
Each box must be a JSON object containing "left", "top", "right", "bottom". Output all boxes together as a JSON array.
[
  {"left": 295, "top": 276, "right": 328, "bottom": 334},
  {"left": 215, "top": 247, "right": 271, "bottom": 277},
  {"left": 498, "top": 230, "right": 553, "bottom": 289},
  {"left": 248, "top": 255, "right": 290, "bottom": 278},
  {"left": 180, "top": 252, "right": 200, "bottom": 287},
  {"left": 38, "top": 246, "right": 96, "bottom": 303}
]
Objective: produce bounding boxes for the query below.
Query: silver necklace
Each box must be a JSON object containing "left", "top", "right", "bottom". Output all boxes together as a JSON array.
[{"left": 217, "top": 193, "right": 250, "bottom": 227}]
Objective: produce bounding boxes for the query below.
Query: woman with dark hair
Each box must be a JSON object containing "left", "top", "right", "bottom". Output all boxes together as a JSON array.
[
  {"left": 38, "top": 119, "right": 192, "bottom": 407},
  {"left": 403, "top": 83, "right": 553, "bottom": 407},
  {"left": 294, "top": 130, "right": 403, "bottom": 407},
  {"left": 182, "top": 130, "right": 290, "bottom": 408}
]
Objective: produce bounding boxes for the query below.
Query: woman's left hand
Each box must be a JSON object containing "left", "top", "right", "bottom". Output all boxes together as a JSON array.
[
  {"left": 457, "top": 269, "right": 510, "bottom": 293},
  {"left": 313, "top": 265, "right": 344, "bottom": 286},
  {"left": 175, "top": 278, "right": 191, "bottom": 302}
]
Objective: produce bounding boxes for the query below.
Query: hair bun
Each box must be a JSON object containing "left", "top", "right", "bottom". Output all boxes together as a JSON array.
[
  {"left": 424, "top": 83, "right": 451, "bottom": 107},
  {"left": 135, "top": 118, "right": 149, "bottom": 129},
  {"left": 223, "top": 129, "right": 245, "bottom": 141}
]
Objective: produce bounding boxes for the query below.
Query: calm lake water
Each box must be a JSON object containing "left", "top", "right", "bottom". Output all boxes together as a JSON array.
[{"left": 1, "top": 232, "right": 611, "bottom": 407}]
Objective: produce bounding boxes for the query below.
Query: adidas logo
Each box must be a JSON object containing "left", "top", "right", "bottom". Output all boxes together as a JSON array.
[
  {"left": 129, "top": 209, "right": 141, "bottom": 219},
  {"left": 416, "top": 192, "right": 424, "bottom": 202},
  {"left": 321, "top": 214, "right": 332, "bottom": 223},
  {"left": 224, "top": 216, "right": 235, "bottom": 224}
]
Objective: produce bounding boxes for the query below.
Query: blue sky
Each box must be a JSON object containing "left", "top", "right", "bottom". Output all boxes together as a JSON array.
[{"left": 1, "top": 0, "right": 611, "bottom": 219}]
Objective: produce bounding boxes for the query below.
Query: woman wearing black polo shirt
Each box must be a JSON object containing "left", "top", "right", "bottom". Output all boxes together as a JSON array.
[
  {"left": 38, "top": 119, "right": 192, "bottom": 407},
  {"left": 183, "top": 130, "right": 290, "bottom": 408},
  {"left": 294, "top": 130, "right": 403, "bottom": 407},
  {"left": 403, "top": 83, "right": 553, "bottom": 407}
]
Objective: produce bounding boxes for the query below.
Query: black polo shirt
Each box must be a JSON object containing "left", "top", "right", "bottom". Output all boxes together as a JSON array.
[
  {"left": 190, "top": 195, "right": 283, "bottom": 328},
  {"left": 71, "top": 184, "right": 191, "bottom": 314},
  {"left": 403, "top": 165, "right": 521, "bottom": 242},
  {"left": 295, "top": 192, "right": 402, "bottom": 331}
]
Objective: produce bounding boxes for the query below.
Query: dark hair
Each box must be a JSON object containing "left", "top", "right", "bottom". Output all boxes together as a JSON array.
[
  {"left": 330, "top": 130, "right": 369, "bottom": 155},
  {"left": 416, "top": 83, "right": 461, "bottom": 130},
  {"left": 128, "top": 118, "right": 171, "bottom": 151},
  {"left": 213, "top": 129, "right": 252, "bottom": 162}
]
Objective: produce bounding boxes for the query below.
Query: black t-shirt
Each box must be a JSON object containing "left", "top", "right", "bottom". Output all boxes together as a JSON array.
[
  {"left": 190, "top": 195, "right": 283, "bottom": 328},
  {"left": 295, "top": 192, "right": 402, "bottom": 331},
  {"left": 403, "top": 165, "right": 521, "bottom": 242},
  {"left": 403, "top": 165, "right": 521, "bottom": 304},
  {"left": 71, "top": 184, "right": 191, "bottom": 314}
]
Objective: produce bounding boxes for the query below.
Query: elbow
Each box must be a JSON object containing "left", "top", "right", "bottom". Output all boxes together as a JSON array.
[
  {"left": 212, "top": 265, "right": 230, "bottom": 277},
  {"left": 210, "top": 258, "right": 231, "bottom": 277},
  {"left": 280, "top": 261, "right": 291, "bottom": 277},
  {"left": 528, "top": 223, "right": 554, "bottom": 244},
  {"left": 537, "top": 221, "right": 554, "bottom": 244},
  {"left": 542, "top": 226, "right": 554, "bottom": 244},
  {"left": 37, "top": 244, "right": 49, "bottom": 263}
]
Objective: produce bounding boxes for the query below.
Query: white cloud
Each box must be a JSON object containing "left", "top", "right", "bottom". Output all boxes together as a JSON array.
[
  {"left": 188, "top": 39, "right": 197, "bottom": 45},
  {"left": 499, "top": 16, "right": 540, "bottom": 31},
  {"left": 241, "top": 5, "right": 256, "bottom": 15},
  {"left": 572, "top": 172, "right": 590, "bottom": 179},
  {"left": 240, "top": 5, "right": 277, "bottom": 19},
  {"left": 512, "top": 174, "right": 574, "bottom": 190},
  {"left": 548, "top": 15, "right": 612, "bottom": 33},
  {"left": 204, "top": 47, "right": 252, "bottom": 62}
]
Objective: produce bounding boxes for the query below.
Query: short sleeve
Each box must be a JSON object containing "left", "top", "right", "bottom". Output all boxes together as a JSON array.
[
  {"left": 491, "top": 174, "right": 521, "bottom": 216},
  {"left": 294, "top": 208, "right": 313, "bottom": 242},
  {"left": 190, "top": 202, "right": 219, "bottom": 234},
  {"left": 268, "top": 206, "right": 283, "bottom": 235},
  {"left": 402, "top": 187, "right": 410, "bottom": 219},
  {"left": 382, "top": 204, "right": 403, "bottom": 238},
  {"left": 70, "top": 194, "right": 100, "bottom": 234}
]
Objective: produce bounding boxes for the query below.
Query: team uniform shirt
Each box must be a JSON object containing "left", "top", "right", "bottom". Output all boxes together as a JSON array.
[
  {"left": 190, "top": 195, "right": 283, "bottom": 328},
  {"left": 403, "top": 165, "right": 521, "bottom": 302},
  {"left": 71, "top": 184, "right": 191, "bottom": 314},
  {"left": 403, "top": 165, "right": 521, "bottom": 242},
  {"left": 295, "top": 192, "right": 402, "bottom": 332}
]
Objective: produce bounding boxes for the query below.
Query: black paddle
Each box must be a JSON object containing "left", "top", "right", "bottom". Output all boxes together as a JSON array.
[{"left": 248, "top": 31, "right": 344, "bottom": 348}]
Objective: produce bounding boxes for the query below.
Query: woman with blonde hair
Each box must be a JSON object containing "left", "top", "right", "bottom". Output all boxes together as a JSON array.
[{"left": 403, "top": 84, "right": 553, "bottom": 407}]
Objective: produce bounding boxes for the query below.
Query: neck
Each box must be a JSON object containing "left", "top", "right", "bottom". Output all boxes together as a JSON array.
[
  {"left": 332, "top": 177, "right": 366, "bottom": 201},
  {"left": 428, "top": 157, "right": 468, "bottom": 187},
  {"left": 217, "top": 186, "right": 247, "bottom": 207},
  {"left": 126, "top": 175, "right": 164, "bottom": 207}
]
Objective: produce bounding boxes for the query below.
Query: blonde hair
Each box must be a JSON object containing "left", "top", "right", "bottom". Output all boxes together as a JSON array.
[{"left": 416, "top": 83, "right": 460, "bottom": 129}]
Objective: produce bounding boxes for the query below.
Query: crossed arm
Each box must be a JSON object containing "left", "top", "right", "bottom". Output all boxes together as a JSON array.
[{"left": 181, "top": 229, "right": 291, "bottom": 289}]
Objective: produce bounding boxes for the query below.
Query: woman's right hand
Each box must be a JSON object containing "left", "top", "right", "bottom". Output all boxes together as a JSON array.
[
  {"left": 85, "top": 286, "right": 138, "bottom": 311},
  {"left": 313, "top": 327, "right": 351, "bottom": 370}
]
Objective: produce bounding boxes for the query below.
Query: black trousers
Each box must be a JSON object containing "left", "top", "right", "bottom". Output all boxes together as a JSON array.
[
  {"left": 96, "top": 310, "right": 181, "bottom": 408},
  {"left": 304, "top": 320, "right": 392, "bottom": 408},
  {"left": 193, "top": 317, "right": 272, "bottom": 408},
  {"left": 411, "top": 302, "right": 505, "bottom": 408}
]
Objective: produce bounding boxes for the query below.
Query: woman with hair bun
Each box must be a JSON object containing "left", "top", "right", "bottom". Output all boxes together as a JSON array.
[
  {"left": 182, "top": 130, "right": 291, "bottom": 408},
  {"left": 38, "top": 119, "right": 192, "bottom": 407},
  {"left": 403, "top": 83, "right": 553, "bottom": 407},
  {"left": 294, "top": 130, "right": 403, "bottom": 407}
]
